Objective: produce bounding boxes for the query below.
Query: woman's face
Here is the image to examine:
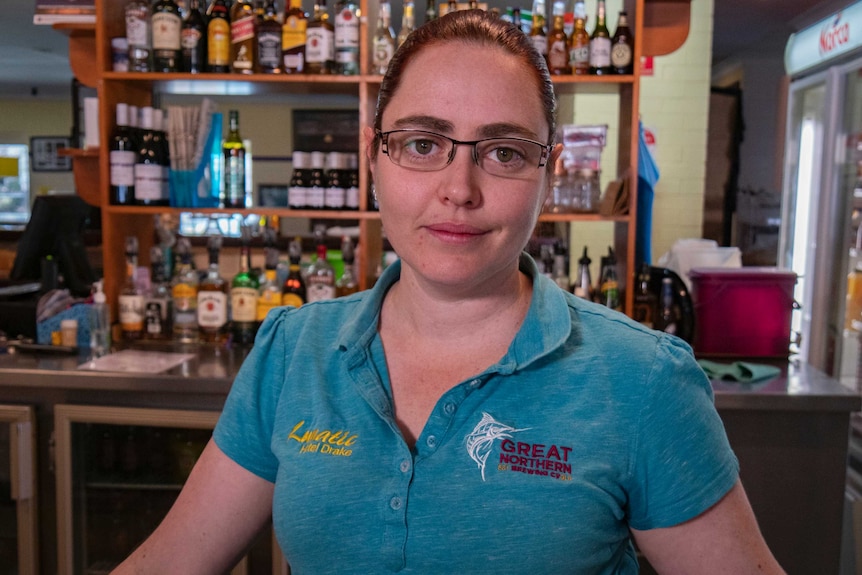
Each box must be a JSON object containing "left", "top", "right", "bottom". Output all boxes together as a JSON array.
[{"left": 367, "top": 41, "right": 559, "bottom": 293}]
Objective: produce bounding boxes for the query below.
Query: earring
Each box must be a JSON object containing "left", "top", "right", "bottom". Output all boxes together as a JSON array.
[{"left": 371, "top": 184, "right": 378, "bottom": 202}]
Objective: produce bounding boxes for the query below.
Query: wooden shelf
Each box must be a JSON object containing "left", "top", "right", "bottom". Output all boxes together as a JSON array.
[{"left": 59, "top": 149, "right": 101, "bottom": 207}]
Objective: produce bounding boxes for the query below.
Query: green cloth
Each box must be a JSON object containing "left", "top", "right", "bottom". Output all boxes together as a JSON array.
[{"left": 697, "top": 359, "right": 781, "bottom": 383}]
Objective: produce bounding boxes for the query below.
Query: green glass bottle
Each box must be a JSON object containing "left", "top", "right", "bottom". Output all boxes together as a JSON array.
[
  {"left": 231, "top": 236, "right": 260, "bottom": 346},
  {"left": 222, "top": 110, "right": 246, "bottom": 208}
]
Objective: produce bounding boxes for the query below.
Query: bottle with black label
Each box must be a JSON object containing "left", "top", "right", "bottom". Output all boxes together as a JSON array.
[
  {"left": 610, "top": 10, "right": 634, "bottom": 75},
  {"left": 257, "top": 0, "right": 283, "bottom": 73},
  {"left": 110, "top": 103, "right": 136, "bottom": 205},
  {"left": 144, "top": 245, "right": 173, "bottom": 340}
]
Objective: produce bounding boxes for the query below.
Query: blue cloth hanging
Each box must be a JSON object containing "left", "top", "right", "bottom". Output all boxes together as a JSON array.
[{"left": 636, "top": 122, "right": 660, "bottom": 266}]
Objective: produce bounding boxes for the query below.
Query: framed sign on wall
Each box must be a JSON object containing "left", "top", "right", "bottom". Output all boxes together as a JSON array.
[{"left": 30, "top": 136, "right": 73, "bottom": 172}]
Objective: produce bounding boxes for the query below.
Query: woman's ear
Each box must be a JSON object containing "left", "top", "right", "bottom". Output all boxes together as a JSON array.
[{"left": 363, "top": 125, "right": 377, "bottom": 180}]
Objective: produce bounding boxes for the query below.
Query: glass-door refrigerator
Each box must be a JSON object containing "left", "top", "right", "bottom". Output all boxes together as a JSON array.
[
  {"left": 0, "top": 405, "right": 38, "bottom": 575},
  {"left": 780, "top": 3, "right": 862, "bottom": 386}
]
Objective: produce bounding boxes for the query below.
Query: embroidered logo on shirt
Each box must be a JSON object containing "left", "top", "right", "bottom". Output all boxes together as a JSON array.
[
  {"left": 466, "top": 412, "right": 574, "bottom": 482},
  {"left": 287, "top": 420, "right": 358, "bottom": 457}
]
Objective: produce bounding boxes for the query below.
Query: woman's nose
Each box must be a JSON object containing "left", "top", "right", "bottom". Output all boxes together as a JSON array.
[{"left": 438, "top": 144, "right": 483, "bottom": 207}]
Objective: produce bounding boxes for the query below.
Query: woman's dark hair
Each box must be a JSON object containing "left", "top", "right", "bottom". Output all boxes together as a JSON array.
[{"left": 370, "top": 9, "right": 557, "bottom": 161}]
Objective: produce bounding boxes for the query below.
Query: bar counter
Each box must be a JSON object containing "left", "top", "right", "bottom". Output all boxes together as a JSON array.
[{"left": 0, "top": 346, "right": 858, "bottom": 574}]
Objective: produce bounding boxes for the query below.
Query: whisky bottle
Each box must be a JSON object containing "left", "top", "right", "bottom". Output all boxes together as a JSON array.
[
  {"left": 231, "top": 237, "right": 260, "bottom": 346},
  {"left": 589, "top": 0, "right": 611, "bottom": 75},
  {"left": 125, "top": 0, "right": 152, "bottom": 72},
  {"left": 207, "top": 0, "right": 231, "bottom": 73},
  {"left": 334, "top": 0, "right": 360, "bottom": 75},
  {"left": 118, "top": 236, "right": 145, "bottom": 340},
  {"left": 372, "top": 0, "right": 396, "bottom": 75},
  {"left": 182, "top": 0, "right": 207, "bottom": 73},
  {"left": 335, "top": 235, "right": 359, "bottom": 297},
  {"left": 197, "top": 236, "right": 229, "bottom": 343},
  {"left": 568, "top": 1, "right": 590, "bottom": 75},
  {"left": 305, "top": 0, "right": 335, "bottom": 74},
  {"left": 397, "top": 0, "right": 415, "bottom": 49},
  {"left": 547, "top": 0, "right": 569, "bottom": 74},
  {"left": 171, "top": 238, "right": 199, "bottom": 342},
  {"left": 610, "top": 10, "right": 634, "bottom": 75},
  {"left": 529, "top": 0, "right": 547, "bottom": 61},
  {"left": 256, "top": 231, "right": 283, "bottom": 321},
  {"left": 223, "top": 110, "right": 247, "bottom": 208},
  {"left": 281, "top": 0, "right": 307, "bottom": 73},
  {"left": 230, "top": 0, "right": 258, "bottom": 74},
  {"left": 306, "top": 229, "right": 336, "bottom": 302},
  {"left": 144, "top": 245, "right": 173, "bottom": 340},
  {"left": 282, "top": 237, "right": 307, "bottom": 307},
  {"left": 288, "top": 151, "right": 310, "bottom": 209},
  {"left": 257, "top": 0, "right": 282, "bottom": 73},
  {"left": 110, "top": 103, "right": 136, "bottom": 205},
  {"left": 152, "top": 0, "right": 183, "bottom": 72}
]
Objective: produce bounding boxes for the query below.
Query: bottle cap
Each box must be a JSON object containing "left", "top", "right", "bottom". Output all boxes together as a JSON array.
[{"left": 93, "top": 280, "right": 106, "bottom": 304}]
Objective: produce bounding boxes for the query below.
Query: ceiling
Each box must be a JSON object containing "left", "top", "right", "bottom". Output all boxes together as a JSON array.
[{"left": 0, "top": 0, "right": 854, "bottom": 101}]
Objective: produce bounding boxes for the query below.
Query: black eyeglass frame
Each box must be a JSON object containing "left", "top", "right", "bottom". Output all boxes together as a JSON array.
[{"left": 376, "top": 129, "right": 554, "bottom": 174}]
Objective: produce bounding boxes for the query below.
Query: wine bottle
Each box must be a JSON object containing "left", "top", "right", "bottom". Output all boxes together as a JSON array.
[
  {"left": 134, "top": 107, "right": 169, "bottom": 206},
  {"left": 589, "top": 0, "right": 611, "bottom": 75},
  {"left": 110, "top": 103, "right": 136, "bottom": 205},
  {"left": 152, "top": 0, "right": 183, "bottom": 72},
  {"left": 223, "top": 110, "right": 247, "bottom": 208}
]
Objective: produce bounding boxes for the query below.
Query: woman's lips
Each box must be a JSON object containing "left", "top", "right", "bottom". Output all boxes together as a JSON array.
[{"left": 425, "top": 222, "right": 487, "bottom": 242}]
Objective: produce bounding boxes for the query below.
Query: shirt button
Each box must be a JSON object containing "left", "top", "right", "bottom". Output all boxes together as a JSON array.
[
  {"left": 390, "top": 496, "right": 403, "bottom": 510},
  {"left": 443, "top": 402, "right": 456, "bottom": 415},
  {"left": 426, "top": 435, "right": 438, "bottom": 449},
  {"left": 469, "top": 378, "right": 481, "bottom": 388},
  {"left": 399, "top": 460, "right": 411, "bottom": 473}
]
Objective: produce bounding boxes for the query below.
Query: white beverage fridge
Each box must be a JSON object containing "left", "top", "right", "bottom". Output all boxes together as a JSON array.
[{"left": 780, "top": 1, "right": 862, "bottom": 386}]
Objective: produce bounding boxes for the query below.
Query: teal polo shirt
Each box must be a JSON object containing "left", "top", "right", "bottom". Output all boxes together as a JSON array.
[{"left": 214, "top": 254, "right": 738, "bottom": 574}]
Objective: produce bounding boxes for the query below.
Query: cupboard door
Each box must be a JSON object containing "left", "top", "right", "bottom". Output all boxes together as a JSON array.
[
  {"left": 53, "top": 404, "right": 257, "bottom": 575},
  {"left": 0, "top": 405, "right": 37, "bottom": 575}
]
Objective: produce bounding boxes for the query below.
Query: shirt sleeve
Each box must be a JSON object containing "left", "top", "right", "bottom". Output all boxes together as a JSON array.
[
  {"left": 626, "top": 334, "right": 739, "bottom": 530},
  {"left": 213, "top": 307, "right": 293, "bottom": 483}
]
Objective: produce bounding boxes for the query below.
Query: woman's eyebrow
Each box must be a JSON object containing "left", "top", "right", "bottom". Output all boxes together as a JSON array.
[
  {"left": 390, "top": 115, "right": 455, "bottom": 133},
  {"left": 477, "top": 122, "right": 542, "bottom": 140}
]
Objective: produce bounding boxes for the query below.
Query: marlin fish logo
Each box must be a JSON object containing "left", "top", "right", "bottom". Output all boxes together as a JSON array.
[{"left": 465, "top": 412, "right": 530, "bottom": 481}]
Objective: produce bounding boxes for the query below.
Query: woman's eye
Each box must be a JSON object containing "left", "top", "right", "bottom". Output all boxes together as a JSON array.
[{"left": 409, "top": 139, "right": 437, "bottom": 155}]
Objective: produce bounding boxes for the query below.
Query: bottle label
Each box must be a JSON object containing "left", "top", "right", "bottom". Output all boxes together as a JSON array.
[
  {"left": 182, "top": 27, "right": 203, "bottom": 50},
  {"left": 231, "top": 15, "right": 257, "bottom": 44},
  {"left": 225, "top": 155, "right": 245, "bottom": 202},
  {"left": 548, "top": 39, "right": 568, "bottom": 69},
  {"left": 231, "top": 287, "right": 259, "bottom": 322},
  {"left": 257, "top": 291, "right": 283, "bottom": 321},
  {"left": 208, "top": 19, "right": 231, "bottom": 66},
  {"left": 289, "top": 184, "right": 307, "bottom": 209},
  {"left": 110, "top": 151, "right": 136, "bottom": 187},
  {"left": 346, "top": 185, "right": 359, "bottom": 209},
  {"left": 258, "top": 30, "right": 282, "bottom": 68},
  {"left": 197, "top": 291, "right": 228, "bottom": 328},
  {"left": 305, "top": 27, "right": 335, "bottom": 64},
  {"left": 335, "top": 9, "right": 360, "bottom": 47},
  {"left": 373, "top": 39, "right": 394, "bottom": 70},
  {"left": 134, "top": 163, "right": 164, "bottom": 201},
  {"left": 144, "top": 298, "right": 170, "bottom": 336},
  {"left": 306, "top": 281, "right": 335, "bottom": 302},
  {"left": 152, "top": 12, "right": 182, "bottom": 50},
  {"left": 125, "top": 13, "right": 150, "bottom": 47},
  {"left": 530, "top": 35, "right": 548, "bottom": 56},
  {"left": 118, "top": 294, "right": 145, "bottom": 331},
  {"left": 325, "top": 186, "right": 347, "bottom": 209},
  {"left": 611, "top": 43, "right": 632, "bottom": 68},
  {"left": 282, "top": 292, "right": 304, "bottom": 308},
  {"left": 589, "top": 37, "right": 611, "bottom": 68},
  {"left": 282, "top": 17, "right": 307, "bottom": 52},
  {"left": 569, "top": 43, "right": 590, "bottom": 70},
  {"left": 306, "top": 184, "right": 325, "bottom": 208}
]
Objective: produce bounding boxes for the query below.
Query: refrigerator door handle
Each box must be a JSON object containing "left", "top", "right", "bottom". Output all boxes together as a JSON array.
[{"left": 11, "top": 421, "right": 33, "bottom": 501}]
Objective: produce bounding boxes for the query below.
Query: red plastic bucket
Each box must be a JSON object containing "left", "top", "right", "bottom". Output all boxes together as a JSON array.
[{"left": 689, "top": 267, "right": 797, "bottom": 357}]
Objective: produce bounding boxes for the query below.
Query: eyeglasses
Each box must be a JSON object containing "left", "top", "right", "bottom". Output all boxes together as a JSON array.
[{"left": 377, "top": 129, "right": 553, "bottom": 179}]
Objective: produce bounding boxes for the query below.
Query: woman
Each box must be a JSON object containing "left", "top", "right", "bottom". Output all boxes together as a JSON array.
[{"left": 114, "top": 10, "right": 784, "bottom": 574}]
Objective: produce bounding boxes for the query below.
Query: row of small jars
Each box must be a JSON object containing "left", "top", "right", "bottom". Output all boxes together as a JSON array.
[{"left": 546, "top": 166, "right": 602, "bottom": 214}]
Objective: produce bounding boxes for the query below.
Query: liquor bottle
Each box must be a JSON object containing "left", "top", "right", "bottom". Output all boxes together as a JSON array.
[
  {"left": 306, "top": 151, "right": 327, "bottom": 209},
  {"left": 335, "top": 235, "right": 359, "bottom": 297},
  {"left": 282, "top": 237, "right": 307, "bottom": 307},
  {"left": 182, "top": 0, "right": 207, "bottom": 73},
  {"left": 372, "top": 0, "right": 396, "bottom": 75},
  {"left": 281, "top": 0, "right": 307, "bottom": 73},
  {"left": 572, "top": 246, "right": 592, "bottom": 300},
  {"left": 655, "top": 277, "right": 679, "bottom": 335},
  {"left": 125, "top": 0, "right": 152, "bottom": 72},
  {"left": 151, "top": 108, "right": 171, "bottom": 204},
  {"left": 256, "top": 231, "right": 283, "bottom": 321},
  {"left": 152, "top": 0, "right": 183, "bottom": 72},
  {"left": 118, "top": 236, "right": 145, "bottom": 340},
  {"left": 231, "top": 0, "right": 258, "bottom": 74},
  {"left": 207, "top": 0, "right": 231, "bottom": 73},
  {"left": 110, "top": 103, "right": 136, "bottom": 205},
  {"left": 547, "top": 0, "right": 569, "bottom": 74},
  {"left": 306, "top": 229, "right": 336, "bottom": 302},
  {"left": 324, "top": 152, "right": 347, "bottom": 210},
  {"left": 424, "top": 0, "right": 437, "bottom": 24},
  {"left": 334, "top": 0, "right": 360, "bottom": 75},
  {"left": 89, "top": 280, "right": 111, "bottom": 358},
  {"left": 529, "top": 0, "right": 547, "bottom": 62},
  {"left": 598, "top": 246, "right": 620, "bottom": 311},
  {"left": 345, "top": 152, "right": 360, "bottom": 210},
  {"left": 588, "top": 0, "right": 611, "bottom": 75},
  {"left": 223, "top": 110, "right": 247, "bottom": 208},
  {"left": 610, "top": 10, "right": 634, "bottom": 75},
  {"left": 397, "top": 0, "right": 416, "bottom": 48},
  {"left": 231, "top": 237, "right": 261, "bottom": 346},
  {"left": 134, "top": 107, "right": 170, "bottom": 206},
  {"left": 305, "top": 0, "right": 335, "bottom": 74},
  {"left": 197, "top": 236, "right": 229, "bottom": 343},
  {"left": 257, "top": 0, "right": 283, "bottom": 73},
  {"left": 288, "top": 151, "right": 310, "bottom": 209},
  {"left": 144, "top": 245, "right": 173, "bottom": 339},
  {"left": 568, "top": 1, "right": 590, "bottom": 75},
  {"left": 633, "top": 263, "right": 656, "bottom": 329},
  {"left": 171, "top": 238, "right": 199, "bottom": 342}
]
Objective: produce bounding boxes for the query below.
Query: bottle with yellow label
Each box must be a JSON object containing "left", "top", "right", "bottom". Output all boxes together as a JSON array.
[
  {"left": 171, "top": 238, "right": 199, "bottom": 342},
  {"left": 207, "top": 0, "right": 231, "bottom": 73},
  {"left": 282, "top": 0, "right": 307, "bottom": 73}
]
